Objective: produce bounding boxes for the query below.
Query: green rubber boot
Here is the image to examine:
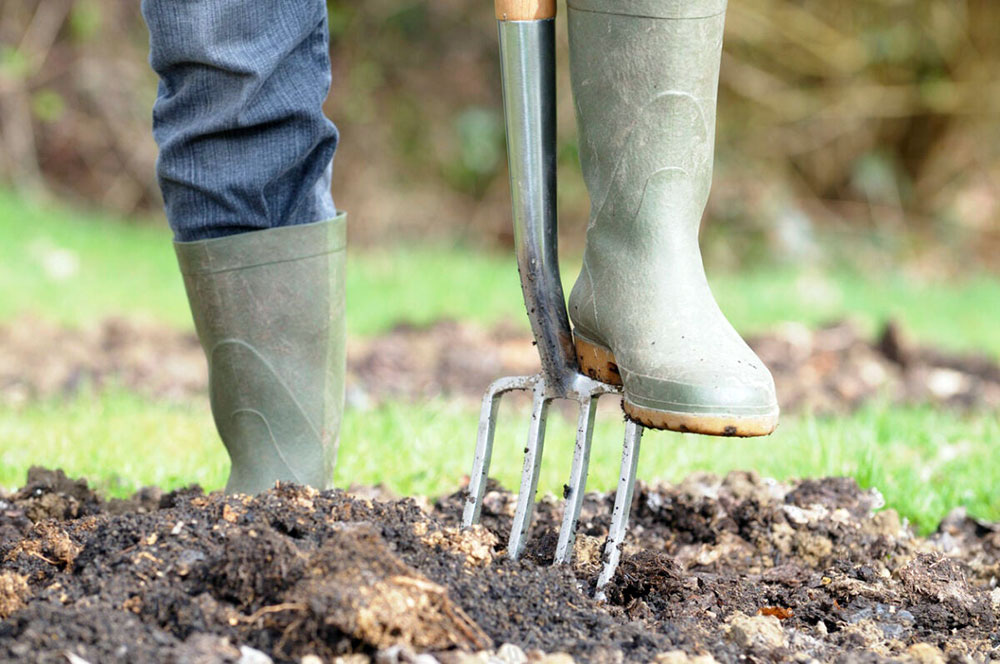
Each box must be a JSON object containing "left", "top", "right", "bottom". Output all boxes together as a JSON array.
[
  {"left": 566, "top": 0, "right": 778, "bottom": 436},
  {"left": 175, "top": 216, "right": 346, "bottom": 493}
]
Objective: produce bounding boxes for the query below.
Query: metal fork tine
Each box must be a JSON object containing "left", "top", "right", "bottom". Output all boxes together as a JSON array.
[
  {"left": 507, "top": 381, "right": 551, "bottom": 560},
  {"left": 553, "top": 394, "right": 598, "bottom": 564},
  {"left": 464, "top": 375, "right": 537, "bottom": 527},
  {"left": 595, "top": 420, "right": 644, "bottom": 600},
  {"left": 463, "top": 386, "right": 505, "bottom": 527}
]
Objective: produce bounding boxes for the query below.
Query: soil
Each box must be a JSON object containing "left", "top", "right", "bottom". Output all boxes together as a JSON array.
[
  {"left": 1, "top": 468, "right": 997, "bottom": 663},
  {"left": 2, "top": 317, "right": 999, "bottom": 416}
]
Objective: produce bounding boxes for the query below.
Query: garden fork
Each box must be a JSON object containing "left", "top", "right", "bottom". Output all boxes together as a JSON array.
[{"left": 461, "top": 0, "right": 645, "bottom": 598}]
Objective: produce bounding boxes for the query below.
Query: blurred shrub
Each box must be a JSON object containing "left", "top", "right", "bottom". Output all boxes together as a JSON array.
[
  {"left": 714, "top": 0, "right": 1000, "bottom": 267},
  {"left": 0, "top": 0, "right": 997, "bottom": 264},
  {"left": 0, "top": 0, "right": 159, "bottom": 213}
]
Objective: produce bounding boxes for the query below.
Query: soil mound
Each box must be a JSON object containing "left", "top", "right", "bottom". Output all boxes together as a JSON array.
[{"left": 1, "top": 468, "right": 997, "bottom": 663}]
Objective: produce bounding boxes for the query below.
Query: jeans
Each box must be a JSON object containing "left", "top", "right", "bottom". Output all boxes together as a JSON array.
[{"left": 141, "top": 0, "right": 339, "bottom": 242}]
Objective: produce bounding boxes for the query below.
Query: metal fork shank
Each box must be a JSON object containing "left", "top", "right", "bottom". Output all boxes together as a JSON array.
[{"left": 498, "top": 19, "right": 578, "bottom": 396}]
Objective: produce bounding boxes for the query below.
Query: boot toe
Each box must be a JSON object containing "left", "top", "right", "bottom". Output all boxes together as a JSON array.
[{"left": 620, "top": 365, "right": 779, "bottom": 436}]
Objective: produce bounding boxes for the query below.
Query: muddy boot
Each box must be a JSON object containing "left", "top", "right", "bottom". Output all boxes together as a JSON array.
[
  {"left": 175, "top": 216, "right": 346, "bottom": 493},
  {"left": 567, "top": 0, "right": 778, "bottom": 436}
]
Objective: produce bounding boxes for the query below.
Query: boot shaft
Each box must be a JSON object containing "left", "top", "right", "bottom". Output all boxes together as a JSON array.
[
  {"left": 568, "top": 0, "right": 727, "bottom": 238},
  {"left": 565, "top": 2, "right": 778, "bottom": 436},
  {"left": 176, "top": 216, "right": 346, "bottom": 492}
]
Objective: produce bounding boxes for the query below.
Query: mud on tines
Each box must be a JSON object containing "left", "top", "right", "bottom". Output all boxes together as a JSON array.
[{"left": 0, "top": 468, "right": 997, "bottom": 663}]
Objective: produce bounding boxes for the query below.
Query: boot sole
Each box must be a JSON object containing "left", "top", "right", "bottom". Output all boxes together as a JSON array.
[{"left": 574, "top": 334, "right": 778, "bottom": 437}]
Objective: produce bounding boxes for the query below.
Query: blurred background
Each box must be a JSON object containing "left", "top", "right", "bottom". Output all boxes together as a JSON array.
[
  {"left": 0, "top": 1, "right": 997, "bottom": 529},
  {"left": 2, "top": 0, "right": 999, "bottom": 262}
]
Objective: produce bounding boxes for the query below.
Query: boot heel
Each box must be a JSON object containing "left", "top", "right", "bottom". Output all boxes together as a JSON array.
[{"left": 574, "top": 333, "right": 623, "bottom": 386}]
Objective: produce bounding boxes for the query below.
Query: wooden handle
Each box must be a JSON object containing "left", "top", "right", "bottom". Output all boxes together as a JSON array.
[{"left": 495, "top": 0, "right": 556, "bottom": 21}]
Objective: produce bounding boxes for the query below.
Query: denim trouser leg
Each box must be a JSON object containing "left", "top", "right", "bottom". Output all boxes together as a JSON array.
[{"left": 141, "top": 0, "right": 339, "bottom": 242}]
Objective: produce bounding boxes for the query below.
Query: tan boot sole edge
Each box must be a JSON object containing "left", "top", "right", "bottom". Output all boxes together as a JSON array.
[{"left": 574, "top": 335, "right": 778, "bottom": 437}]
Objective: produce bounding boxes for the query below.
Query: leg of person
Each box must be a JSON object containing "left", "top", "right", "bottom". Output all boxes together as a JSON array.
[
  {"left": 566, "top": 0, "right": 779, "bottom": 436},
  {"left": 141, "top": 0, "right": 345, "bottom": 493}
]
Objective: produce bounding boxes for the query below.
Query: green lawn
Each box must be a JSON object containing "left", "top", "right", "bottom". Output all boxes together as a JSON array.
[
  {"left": 0, "top": 190, "right": 997, "bottom": 533},
  {"left": 0, "top": 390, "right": 994, "bottom": 534}
]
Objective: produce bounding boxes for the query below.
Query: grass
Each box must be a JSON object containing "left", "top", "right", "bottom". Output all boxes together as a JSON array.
[
  {"left": 0, "top": 389, "right": 994, "bottom": 534},
  {"left": 0, "top": 189, "right": 998, "bottom": 532},
  {"left": 0, "top": 190, "right": 191, "bottom": 328}
]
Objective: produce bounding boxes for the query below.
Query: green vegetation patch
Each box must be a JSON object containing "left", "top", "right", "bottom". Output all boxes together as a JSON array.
[{"left": 0, "top": 389, "right": 994, "bottom": 534}]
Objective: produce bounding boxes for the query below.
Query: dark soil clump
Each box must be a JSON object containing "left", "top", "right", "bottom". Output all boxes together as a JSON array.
[{"left": 1, "top": 468, "right": 997, "bottom": 663}]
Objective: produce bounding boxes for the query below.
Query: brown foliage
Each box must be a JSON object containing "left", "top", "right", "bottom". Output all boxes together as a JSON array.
[
  {"left": 718, "top": 1, "right": 1000, "bottom": 242},
  {"left": 0, "top": 0, "right": 160, "bottom": 213},
  {"left": 0, "top": 1, "right": 997, "bottom": 259}
]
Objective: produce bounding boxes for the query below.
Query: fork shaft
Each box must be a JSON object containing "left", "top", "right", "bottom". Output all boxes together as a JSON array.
[{"left": 498, "top": 18, "right": 577, "bottom": 396}]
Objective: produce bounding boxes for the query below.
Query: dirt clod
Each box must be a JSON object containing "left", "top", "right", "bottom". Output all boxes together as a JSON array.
[
  {"left": 654, "top": 652, "right": 719, "bottom": 664},
  {"left": 905, "top": 643, "right": 946, "bottom": 664},
  {"left": 725, "top": 612, "right": 787, "bottom": 650},
  {"left": 0, "top": 571, "right": 29, "bottom": 618}
]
